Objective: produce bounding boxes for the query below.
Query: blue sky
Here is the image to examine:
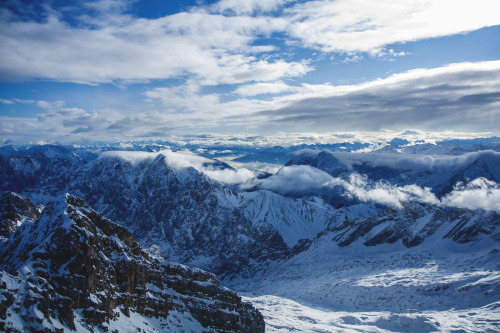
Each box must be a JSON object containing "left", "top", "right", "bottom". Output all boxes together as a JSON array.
[{"left": 0, "top": 0, "right": 499, "bottom": 145}]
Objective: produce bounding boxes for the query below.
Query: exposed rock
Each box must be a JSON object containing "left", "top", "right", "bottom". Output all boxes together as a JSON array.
[
  {"left": 329, "top": 203, "right": 500, "bottom": 248},
  {"left": 0, "top": 191, "right": 42, "bottom": 240},
  {"left": 0, "top": 194, "right": 264, "bottom": 332}
]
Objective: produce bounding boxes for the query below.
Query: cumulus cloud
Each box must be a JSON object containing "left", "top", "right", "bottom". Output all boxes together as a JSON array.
[
  {"left": 327, "top": 174, "right": 439, "bottom": 209},
  {"left": 2, "top": 0, "right": 498, "bottom": 86},
  {"left": 0, "top": 2, "right": 305, "bottom": 85},
  {"left": 257, "top": 167, "right": 440, "bottom": 208},
  {"left": 442, "top": 178, "right": 500, "bottom": 211},
  {"left": 255, "top": 162, "right": 500, "bottom": 212},
  {"left": 203, "top": 168, "right": 257, "bottom": 186}
]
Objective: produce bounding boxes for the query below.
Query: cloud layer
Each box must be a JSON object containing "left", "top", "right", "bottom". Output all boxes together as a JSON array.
[
  {"left": 442, "top": 178, "right": 500, "bottom": 211},
  {"left": 100, "top": 149, "right": 257, "bottom": 186},
  {"left": 285, "top": 0, "right": 500, "bottom": 52},
  {"left": 254, "top": 61, "right": 500, "bottom": 132},
  {"left": 97, "top": 148, "right": 500, "bottom": 212},
  {"left": 1, "top": 0, "right": 499, "bottom": 143},
  {"left": 2, "top": 59, "right": 498, "bottom": 143},
  {"left": 255, "top": 150, "right": 500, "bottom": 212}
]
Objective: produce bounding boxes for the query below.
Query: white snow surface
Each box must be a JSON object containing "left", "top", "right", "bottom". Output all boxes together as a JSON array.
[
  {"left": 229, "top": 234, "right": 500, "bottom": 332},
  {"left": 238, "top": 190, "right": 336, "bottom": 247}
]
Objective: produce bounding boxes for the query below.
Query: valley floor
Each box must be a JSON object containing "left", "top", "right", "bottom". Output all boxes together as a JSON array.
[
  {"left": 245, "top": 295, "right": 499, "bottom": 333},
  {"left": 230, "top": 237, "right": 500, "bottom": 332}
]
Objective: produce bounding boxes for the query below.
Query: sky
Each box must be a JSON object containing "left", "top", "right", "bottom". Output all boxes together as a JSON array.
[{"left": 0, "top": 0, "right": 499, "bottom": 145}]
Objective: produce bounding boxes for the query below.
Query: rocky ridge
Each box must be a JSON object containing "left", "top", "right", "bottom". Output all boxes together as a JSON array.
[{"left": 0, "top": 193, "right": 264, "bottom": 332}]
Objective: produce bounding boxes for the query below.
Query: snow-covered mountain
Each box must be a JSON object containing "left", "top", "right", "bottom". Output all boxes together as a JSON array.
[
  {"left": 0, "top": 193, "right": 264, "bottom": 332},
  {"left": 0, "top": 149, "right": 335, "bottom": 278},
  {"left": 271, "top": 149, "right": 500, "bottom": 208},
  {"left": 1, "top": 140, "right": 500, "bottom": 332},
  {"left": 1, "top": 145, "right": 499, "bottom": 272},
  {"left": 69, "top": 153, "right": 292, "bottom": 279},
  {"left": 284, "top": 149, "right": 500, "bottom": 189}
]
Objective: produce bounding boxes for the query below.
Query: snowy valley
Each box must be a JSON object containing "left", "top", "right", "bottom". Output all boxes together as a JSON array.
[{"left": 1, "top": 137, "right": 500, "bottom": 332}]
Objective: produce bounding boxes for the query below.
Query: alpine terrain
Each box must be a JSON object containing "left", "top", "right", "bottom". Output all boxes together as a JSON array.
[{"left": 1, "top": 137, "right": 499, "bottom": 332}]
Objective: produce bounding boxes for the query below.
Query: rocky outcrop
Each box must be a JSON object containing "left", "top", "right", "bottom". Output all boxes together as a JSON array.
[
  {"left": 0, "top": 191, "right": 42, "bottom": 240},
  {"left": 0, "top": 194, "right": 264, "bottom": 332}
]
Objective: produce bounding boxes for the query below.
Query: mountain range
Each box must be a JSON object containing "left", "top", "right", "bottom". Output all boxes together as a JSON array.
[{"left": 1, "top": 137, "right": 499, "bottom": 331}]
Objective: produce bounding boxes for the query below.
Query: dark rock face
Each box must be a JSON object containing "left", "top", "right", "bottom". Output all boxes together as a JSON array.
[
  {"left": 0, "top": 191, "right": 42, "bottom": 239},
  {"left": 0, "top": 194, "right": 265, "bottom": 332}
]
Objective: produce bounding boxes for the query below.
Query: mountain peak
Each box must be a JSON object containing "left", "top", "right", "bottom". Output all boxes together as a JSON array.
[{"left": 0, "top": 193, "right": 265, "bottom": 332}]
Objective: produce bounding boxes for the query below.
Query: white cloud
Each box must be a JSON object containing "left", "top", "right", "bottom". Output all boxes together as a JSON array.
[
  {"left": 256, "top": 60, "right": 500, "bottom": 133},
  {"left": 255, "top": 165, "right": 441, "bottom": 208},
  {"left": 327, "top": 174, "right": 439, "bottom": 209},
  {"left": 141, "top": 60, "right": 500, "bottom": 135},
  {"left": 203, "top": 168, "right": 256, "bottom": 186},
  {"left": 234, "top": 81, "right": 300, "bottom": 96},
  {"left": 36, "top": 100, "right": 66, "bottom": 110},
  {"left": 0, "top": 6, "right": 307, "bottom": 85},
  {"left": 3, "top": 60, "right": 498, "bottom": 143},
  {"left": 99, "top": 149, "right": 258, "bottom": 186},
  {"left": 254, "top": 161, "right": 500, "bottom": 212},
  {"left": 442, "top": 178, "right": 500, "bottom": 211},
  {"left": 0, "top": 98, "right": 36, "bottom": 105},
  {"left": 12, "top": 99, "right": 36, "bottom": 104},
  {"left": 3, "top": 0, "right": 497, "bottom": 87},
  {"left": 0, "top": 98, "right": 14, "bottom": 104},
  {"left": 213, "top": 0, "right": 292, "bottom": 15},
  {"left": 1, "top": 0, "right": 498, "bottom": 144},
  {"left": 100, "top": 150, "right": 161, "bottom": 166},
  {"left": 285, "top": 0, "right": 500, "bottom": 52},
  {"left": 258, "top": 165, "right": 335, "bottom": 194}
]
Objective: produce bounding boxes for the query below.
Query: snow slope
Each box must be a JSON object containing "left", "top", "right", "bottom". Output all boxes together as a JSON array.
[{"left": 233, "top": 235, "right": 500, "bottom": 332}]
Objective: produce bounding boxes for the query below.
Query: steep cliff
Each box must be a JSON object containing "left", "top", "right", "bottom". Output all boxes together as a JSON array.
[{"left": 0, "top": 193, "right": 264, "bottom": 332}]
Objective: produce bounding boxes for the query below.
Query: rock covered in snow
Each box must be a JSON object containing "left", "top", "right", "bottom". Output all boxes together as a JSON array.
[
  {"left": 0, "top": 191, "right": 42, "bottom": 241},
  {"left": 0, "top": 193, "right": 264, "bottom": 332}
]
